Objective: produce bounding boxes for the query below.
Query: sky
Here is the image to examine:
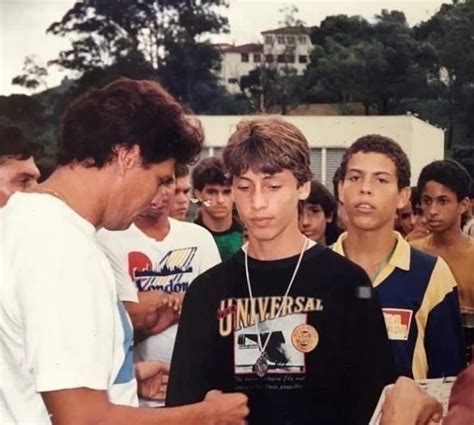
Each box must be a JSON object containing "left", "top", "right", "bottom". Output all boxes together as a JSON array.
[{"left": 0, "top": 0, "right": 448, "bottom": 95}]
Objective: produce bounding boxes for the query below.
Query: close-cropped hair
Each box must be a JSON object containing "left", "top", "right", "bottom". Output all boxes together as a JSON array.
[
  {"left": 57, "top": 78, "right": 203, "bottom": 168},
  {"left": 175, "top": 163, "right": 189, "bottom": 179},
  {"left": 0, "top": 120, "right": 41, "bottom": 164},
  {"left": 223, "top": 117, "right": 312, "bottom": 185},
  {"left": 339, "top": 134, "right": 411, "bottom": 189},
  {"left": 192, "top": 157, "right": 230, "bottom": 191},
  {"left": 417, "top": 159, "right": 472, "bottom": 201},
  {"left": 303, "top": 180, "right": 337, "bottom": 218}
]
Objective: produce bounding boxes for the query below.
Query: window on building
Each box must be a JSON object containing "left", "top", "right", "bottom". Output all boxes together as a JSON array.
[
  {"left": 298, "top": 35, "right": 307, "bottom": 44},
  {"left": 241, "top": 53, "right": 249, "bottom": 62},
  {"left": 264, "top": 35, "right": 273, "bottom": 44},
  {"left": 287, "top": 36, "right": 296, "bottom": 45},
  {"left": 265, "top": 54, "right": 274, "bottom": 63},
  {"left": 254, "top": 53, "right": 261, "bottom": 63},
  {"left": 277, "top": 35, "right": 285, "bottom": 44},
  {"left": 277, "top": 54, "right": 286, "bottom": 63},
  {"left": 299, "top": 55, "right": 308, "bottom": 64},
  {"left": 286, "top": 55, "right": 295, "bottom": 63},
  {"left": 228, "top": 78, "right": 239, "bottom": 84}
]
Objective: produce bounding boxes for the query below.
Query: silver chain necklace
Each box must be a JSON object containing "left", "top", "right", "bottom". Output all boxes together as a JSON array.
[{"left": 244, "top": 237, "right": 309, "bottom": 377}]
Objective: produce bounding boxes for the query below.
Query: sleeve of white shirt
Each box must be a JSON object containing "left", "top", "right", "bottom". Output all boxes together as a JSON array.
[
  {"left": 97, "top": 229, "right": 139, "bottom": 303},
  {"left": 16, "top": 230, "right": 116, "bottom": 392},
  {"left": 196, "top": 227, "right": 221, "bottom": 274}
]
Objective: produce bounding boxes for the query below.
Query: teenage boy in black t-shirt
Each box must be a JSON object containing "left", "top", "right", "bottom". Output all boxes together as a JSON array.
[{"left": 167, "top": 117, "right": 395, "bottom": 425}]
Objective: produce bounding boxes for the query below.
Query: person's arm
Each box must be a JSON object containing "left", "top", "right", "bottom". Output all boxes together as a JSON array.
[
  {"left": 424, "top": 258, "right": 466, "bottom": 378},
  {"left": 343, "top": 268, "right": 396, "bottom": 425},
  {"left": 42, "top": 387, "right": 249, "bottom": 425},
  {"left": 124, "top": 291, "right": 182, "bottom": 342},
  {"left": 380, "top": 377, "right": 442, "bottom": 425}
]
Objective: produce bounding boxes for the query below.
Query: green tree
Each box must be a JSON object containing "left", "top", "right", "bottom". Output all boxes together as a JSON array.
[
  {"left": 415, "top": 0, "right": 474, "bottom": 149},
  {"left": 305, "top": 11, "right": 437, "bottom": 115},
  {"left": 12, "top": 56, "right": 49, "bottom": 92},
  {"left": 45, "top": 0, "right": 229, "bottom": 110}
]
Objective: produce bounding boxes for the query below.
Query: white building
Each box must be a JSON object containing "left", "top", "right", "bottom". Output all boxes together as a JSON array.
[
  {"left": 216, "top": 43, "right": 263, "bottom": 94},
  {"left": 261, "top": 26, "right": 313, "bottom": 75},
  {"left": 216, "top": 26, "right": 313, "bottom": 94},
  {"left": 196, "top": 115, "right": 444, "bottom": 187}
]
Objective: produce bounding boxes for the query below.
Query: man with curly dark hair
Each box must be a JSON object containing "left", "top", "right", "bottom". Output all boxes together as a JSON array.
[
  {"left": 412, "top": 160, "right": 473, "bottom": 310},
  {"left": 0, "top": 119, "right": 41, "bottom": 206},
  {"left": 333, "top": 135, "right": 465, "bottom": 379},
  {"left": 0, "top": 78, "right": 248, "bottom": 425}
]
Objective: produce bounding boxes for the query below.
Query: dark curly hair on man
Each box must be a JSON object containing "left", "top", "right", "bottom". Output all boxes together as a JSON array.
[
  {"left": 192, "top": 157, "right": 230, "bottom": 191},
  {"left": 0, "top": 119, "right": 41, "bottom": 164},
  {"left": 339, "top": 134, "right": 411, "bottom": 189},
  {"left": 417, "top": 159, "right": 472, "bottom": 201},
  {"left": 56, "top": 78, "right": 203, "bottom": 168}
]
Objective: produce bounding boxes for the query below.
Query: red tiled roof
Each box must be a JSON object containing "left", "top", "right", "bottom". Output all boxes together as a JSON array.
[
  {"left": 217, "top": 43, "right": 263, "bottom": 54},
  {"left": 261, "top": 26, "right": 313, "bottom": 35}
]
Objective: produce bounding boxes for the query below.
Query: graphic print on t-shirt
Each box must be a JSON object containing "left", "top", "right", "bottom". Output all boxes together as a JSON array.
[
  {"left": 234, "top": 313, "right": 308, "bottom": 374},
  {"left": 128, "top": 247, "right": 197, "bottom": 293},
  {"left": 217, "top": 295, "right": 324, "bottom": 375}
]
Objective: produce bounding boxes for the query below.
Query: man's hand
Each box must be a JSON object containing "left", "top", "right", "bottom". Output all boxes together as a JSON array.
[
  {"left": 381, "top": 377, "right": 443, "bottom": 425},
  {"left": 202, "top": 390, "right": 249, "bottom": 425},
  {"left": 142, "top": 291, "right": 184, "bottom": 335},
  {"left": 135, "top": 361, "right": 170, "bottom": 401},
  {"left": 124, "top": 291, "right": 184, "bottom": 341}
]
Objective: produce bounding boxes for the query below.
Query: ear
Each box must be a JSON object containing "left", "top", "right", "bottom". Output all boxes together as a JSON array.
[
  {"left": 298, "top": 180, "right": 311, "bottom": 201},
  {"left": 326, "top": 212, "right": 334, "bottom": 224},
  {"left": 397, "top": 186, "right": 411, "bottom": 210},
  {"left": 338, "top": 180, "right": 344, "bottom": 204},
  {"left": 116, "top": 145, "right": 141, "bottom": 177},
  {"left": 459, "top": 196, "right": 471, "bottom": 215},
  {"left": 194, "top": 189, "right": 203, "bottom": 202}
]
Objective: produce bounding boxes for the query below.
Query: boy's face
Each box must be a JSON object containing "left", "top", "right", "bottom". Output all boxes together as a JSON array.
[
  {"left": 233, "top": 168, "right": 310, "bottom": 243},
  {"left": 397, "top": 203, "right": 416, "bottom": 236},
  {"left": 195, "top": 184, "right": 233, "bottom": 220},
  {"left": 340, "top": 151, "right": 410, "bottom": 232},
  {"left": 299, "top": 203, "right": 332, "bottom": 243},
  {"left": 420, "top": 180, "right": 470, "bottom": 233},
  {"left": 0, "top": 156, "right": 40, "bottom": 207},
  {"left": 169, "top": 175, "right": 191, "bottom": 220}
]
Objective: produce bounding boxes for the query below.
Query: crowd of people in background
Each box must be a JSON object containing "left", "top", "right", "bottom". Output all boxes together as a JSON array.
[{"left": 0, "top": 78, "right": 473, "bottom": 425}]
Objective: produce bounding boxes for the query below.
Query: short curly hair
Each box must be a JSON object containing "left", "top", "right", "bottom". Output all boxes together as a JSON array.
[
  {"left": 222, "top": 117, "right": 312, "bottom": 185},
  {"left": 192, "top": 157, "right": 230, "bottom": 191},
  {"left": 417, "top": 159, "right": 472, "bottom": 201},
  {"left": 339, "top": 134, "right": 411, "bottom": 189},
  {"left": 57, "top": 78, "right": 203, "bottom": 168}
]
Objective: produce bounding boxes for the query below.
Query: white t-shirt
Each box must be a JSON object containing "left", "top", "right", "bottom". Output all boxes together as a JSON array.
[
  {"left": 98, "top": 218, "right": 221, "bottom": 364},
  {"left": 0, "top": 193, "right": 137, "bottom": 424}
]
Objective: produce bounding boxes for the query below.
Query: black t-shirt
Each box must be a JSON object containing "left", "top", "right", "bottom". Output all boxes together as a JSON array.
[{"left": 167, "top": 244, "right": 395, "bottom": 425}]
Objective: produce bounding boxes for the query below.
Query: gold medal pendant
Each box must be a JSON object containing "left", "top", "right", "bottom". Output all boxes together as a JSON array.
[{"left": 253, "top": 353, "right": 269, "bottom": 377}]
